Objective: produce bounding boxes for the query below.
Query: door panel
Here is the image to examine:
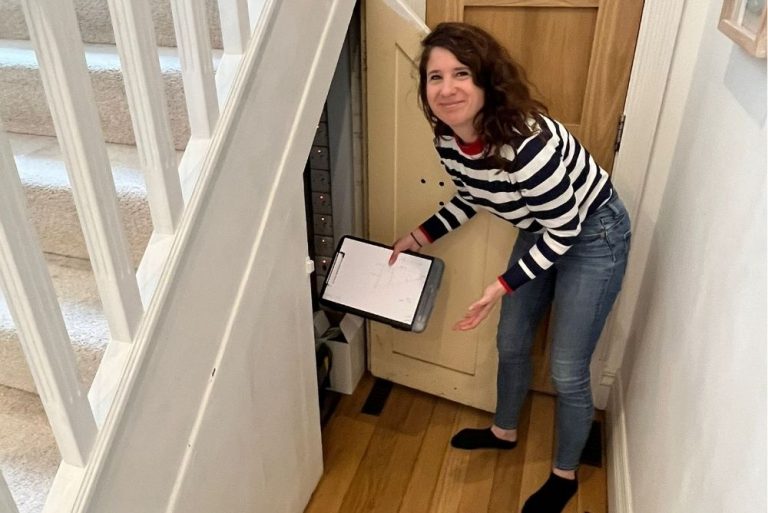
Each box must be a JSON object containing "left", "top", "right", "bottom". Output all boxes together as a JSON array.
[
  {"left": 366, "top": 0, "right": 513, "bottom": 410},
  {"left": 366, "top": 0, "right": 643, "bottom": 410},
  {"left": 464, "top": 7, "right": 597, "bottom": 126}
]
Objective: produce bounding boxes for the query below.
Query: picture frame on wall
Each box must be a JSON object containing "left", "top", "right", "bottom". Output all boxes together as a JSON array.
[{"left": 719, "top": 0, "right": 767, "bottom": 57}]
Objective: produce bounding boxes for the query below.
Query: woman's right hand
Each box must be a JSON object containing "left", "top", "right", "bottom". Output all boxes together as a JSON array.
[{"left": 389, "top": 231, "right": 425, "bottom": 265}]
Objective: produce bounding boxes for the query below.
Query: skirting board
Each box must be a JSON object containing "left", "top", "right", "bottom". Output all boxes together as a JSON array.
[{"left": 607, "top": 371, "right": 633, "bottom": 513}]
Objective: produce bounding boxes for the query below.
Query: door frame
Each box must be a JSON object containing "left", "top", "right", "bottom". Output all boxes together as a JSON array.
[{"left": 591, "top": 0, "right": 687, "bottom": 410}]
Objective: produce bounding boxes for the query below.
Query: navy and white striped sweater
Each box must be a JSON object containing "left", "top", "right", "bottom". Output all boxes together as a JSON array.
[{"left": 419, "top": 114, "right": 613, "bottom": 292}]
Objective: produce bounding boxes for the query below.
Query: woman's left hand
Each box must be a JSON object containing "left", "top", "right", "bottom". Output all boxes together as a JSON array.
[{"left": 453, "top": 280, "right": 508, "bottom": 331}]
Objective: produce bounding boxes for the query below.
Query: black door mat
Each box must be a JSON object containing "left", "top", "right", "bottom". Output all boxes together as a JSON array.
[
  {"left": 361, "top": 378, "right": 393, "bottom": 416},
  {"left": 579, "top": 420, "right": 603, "bottom": 467}
]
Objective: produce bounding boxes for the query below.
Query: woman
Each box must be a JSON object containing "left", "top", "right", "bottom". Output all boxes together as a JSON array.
[{"left": 388, "top": 23, "right": 631, "bottom": 513}]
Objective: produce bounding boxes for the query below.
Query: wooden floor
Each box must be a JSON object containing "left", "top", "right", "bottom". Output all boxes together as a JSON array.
[{"left": 305, "top": 374, "right": 607, "bottom": 513}]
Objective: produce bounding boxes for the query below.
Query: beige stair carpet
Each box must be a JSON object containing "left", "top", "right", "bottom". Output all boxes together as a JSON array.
[
  {"left": 0, "top": 385, "right": 59, "bottom": 513},
  {"left": 10, "top": 133, "right": 154, "bottom": 267},
  {"left": 0, "top": 40, "right": 193, "bottom": 150},
  {"left": 0, "top": 254, "right": 110, "bottom": 395},
  {"left": 0, "top": 0, "right": 223, "bottom": 49}
]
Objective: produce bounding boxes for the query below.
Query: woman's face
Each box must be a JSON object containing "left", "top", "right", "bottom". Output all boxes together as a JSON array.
[{"left": 425, "top": 46, "right": 485, "bottom": 142}]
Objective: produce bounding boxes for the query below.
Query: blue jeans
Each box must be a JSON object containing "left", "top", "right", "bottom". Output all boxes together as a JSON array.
[{"left": 494, "top": 193, "right": 631, "bottom": 470}]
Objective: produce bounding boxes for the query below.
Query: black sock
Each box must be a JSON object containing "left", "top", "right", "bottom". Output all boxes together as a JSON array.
[
  {"left": 449, "top": 427, "right": 516, "bottom": 450},
  {"left": 522, "top": 473, "right": 578, "bottom": 513}
]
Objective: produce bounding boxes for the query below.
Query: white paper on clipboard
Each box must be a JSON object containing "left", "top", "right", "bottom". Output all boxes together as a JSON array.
[{"left": 322, "top": 237, "right": 433, "bottom": 325}]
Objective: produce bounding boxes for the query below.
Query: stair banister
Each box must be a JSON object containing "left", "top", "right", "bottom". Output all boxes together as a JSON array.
[
  {"left": 0, "top": 472, "right": 19, "bottom": 513},
  {"left": 0, "top": 125, "right": 97, "bottom": 467},
  {"left": 106, "top": 0, "right": 184, "bottom": 235},
  {"left": 170, "top": 0, "right": 220, "bottom": 140},
  {"left": 218, "top": 0, "right": 251, "bottom": 54},
  {"left": 20, "top": 0, "right": 143, "bottom": 344},
  {"left": 248, "top": 0, "right": 267, "bottom": 29}
]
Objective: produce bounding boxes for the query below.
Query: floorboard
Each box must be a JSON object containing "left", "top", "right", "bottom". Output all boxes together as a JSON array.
[{"left": 305, "top": 374, "right": 607, "bottom": 513}]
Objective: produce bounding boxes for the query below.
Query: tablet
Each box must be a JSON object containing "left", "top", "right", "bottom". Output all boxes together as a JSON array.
[{"left": 319, "top": 236, "right": 444, "bottom": 332}]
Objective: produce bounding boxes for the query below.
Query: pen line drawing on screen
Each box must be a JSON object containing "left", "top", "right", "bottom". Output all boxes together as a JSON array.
[{"left": 322, "top": 238, "right": 432, "bottom": 324}]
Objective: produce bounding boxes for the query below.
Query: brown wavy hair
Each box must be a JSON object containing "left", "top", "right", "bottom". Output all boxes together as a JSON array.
[{"left": 418, "top": 22, "right": 547, "bottom": 160}]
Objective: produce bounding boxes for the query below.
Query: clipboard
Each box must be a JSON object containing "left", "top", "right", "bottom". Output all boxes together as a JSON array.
[{"left": 318, "top": 235, "right": 444, "bottom": 332}]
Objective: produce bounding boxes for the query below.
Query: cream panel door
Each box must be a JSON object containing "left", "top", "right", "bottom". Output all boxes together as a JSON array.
[
  {"left": 428, "top": 0, "right": 645, "bottom": 172},
  {"left": 366, "top": 0, "right": 516, "bottom": 411},
  {"left": 424, "top": 0, "right": 644, "bottom": 394}
]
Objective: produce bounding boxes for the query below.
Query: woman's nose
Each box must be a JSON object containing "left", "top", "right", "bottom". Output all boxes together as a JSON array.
[{"left": 440, "top": 78, "right": 455, "bottom": 95}]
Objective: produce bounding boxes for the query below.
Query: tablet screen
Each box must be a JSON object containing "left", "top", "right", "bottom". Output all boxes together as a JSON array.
[{"left": 321, "top": 237, "right": 433, "bottom": 326}]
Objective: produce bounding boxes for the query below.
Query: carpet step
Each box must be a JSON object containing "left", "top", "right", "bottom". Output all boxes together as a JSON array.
[
  {"left": 0, "top": 254, "right": 110, "bottom": 395},
  {"left": 0, "top": 0, "right": 223, "bottom": 50},
  {"left": 0, "top": 39, "right": 206, "bottom": 150},
  {"left": 10, "top": 132, "right": 159, "bottom": 266},
  {"left": 0, "top": 384, "right": 57, "bottom": 513}
]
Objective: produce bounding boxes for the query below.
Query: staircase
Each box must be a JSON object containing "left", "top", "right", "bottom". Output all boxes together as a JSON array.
[
  {"left": 0, "top": 0, "right": 355, "bottom": 511},
  {"left": 0, "top": 2, "right": 220, "bottom": 511}
]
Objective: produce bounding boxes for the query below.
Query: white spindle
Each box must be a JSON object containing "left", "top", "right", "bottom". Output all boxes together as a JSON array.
[
  {"left": 247, "top": 0, "right": 267, "bottom": 30},
  {"left": 20, "top": 0, "right": 143, "bottom": 344},
  {"left": 107, "top": 0, "right": 183, "bottom": 234},
  {"left": 0, "top": 126, "right": 97, "bottom": 467},
  {"left": 170, "top": 0, "right": 220, "bottom": 138},
  {"left": 218, "top": 0, "right": 250, "bottom": 54}
]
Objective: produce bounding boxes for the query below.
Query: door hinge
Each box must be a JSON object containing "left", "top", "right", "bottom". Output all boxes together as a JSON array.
[
  {"left": 614, "top": 114, "right": 626, "bottom": 153},
  {"left": 305, "top": 257, "right": 315, "bottom": 275}
]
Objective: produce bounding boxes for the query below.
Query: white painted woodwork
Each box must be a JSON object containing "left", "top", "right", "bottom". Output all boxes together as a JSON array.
[
  {"left": 592, "top": 0, "right": 686, "bottom": 409},
  {"left": 248, "top": 0, "right": 267, "bottom": 29},
  {"left": 607, "top": 370, "right": 633, "bottom": 513},
  {"left": 218, "top": 0, "right": 250, "bottom": 54},
  {"left": 170, "top": 0, "right": 220, "bottom": 139},
  {"left": 20, "top": 0, "right": 143, "bottom": 344},
  {"left": 213, "top": 0, "right": 251, "bottom": 107},
  {"left": 0, "top": 471, "right": 19, "bottom": 513},
  {"left": 107, "top": 0, "right": 184, "bottom": 235},
  {"left": 72, "top": 1, "right": 355, "bottom": 511},
  {"left": 0, "top": 126, "right": 96, "bottom": 467},
  {"left": 41, "top": 462, "right": 84, "bottom": 513}
]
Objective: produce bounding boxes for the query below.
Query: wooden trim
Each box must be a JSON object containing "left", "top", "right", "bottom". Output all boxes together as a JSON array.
[
  {"left": 718, "top": 0, "right": 767, "bottom": 58},
  {"left": 593, "top": 0, "right": 687, "bottom": 410},
  {"left": 169, "top": 0, "right": 220, "bottom": 138},
  {"left": 108, "top": 0, "right": 184, "bottom": 234},
  {"left": 607, "top": 371, "right": 633, "bottom": 513},
  {"left": 463, "top": 0, "right": 598, "bottom": 7},
  {"left": 21, "top": 0, "right": 143, "bottom": 344},
  {"left": 218, "top": 0, "right": 251, "bottom": 54},
  {"left": 0, "top": 125, "right": 97, "bottom": 467}
]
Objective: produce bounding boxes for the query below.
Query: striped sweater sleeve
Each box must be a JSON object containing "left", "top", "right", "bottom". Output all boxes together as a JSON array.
[
  {"left": 499, "top": 125, "right": 582, "bottom": 291},
  {"left": 418, "top": 185, "right": 479, "bottom": 243}
]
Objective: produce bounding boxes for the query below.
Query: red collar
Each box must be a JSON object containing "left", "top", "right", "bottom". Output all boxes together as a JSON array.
[{"left": 455, "top": 136, "right": 485, "bottom": 156}]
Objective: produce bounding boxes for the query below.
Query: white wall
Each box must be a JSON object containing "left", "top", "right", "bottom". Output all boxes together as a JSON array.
[{"left": 616, "top": 0, "right": 767, "bottom": 511}]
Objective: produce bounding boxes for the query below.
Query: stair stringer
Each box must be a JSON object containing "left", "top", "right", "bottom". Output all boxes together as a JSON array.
[{"left": 68, "top": 1, "right": 356, "bottom": 512}]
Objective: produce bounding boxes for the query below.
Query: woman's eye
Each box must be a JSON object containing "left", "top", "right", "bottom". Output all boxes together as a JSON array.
[
  {"left": 428, "top": 75, "right": 441, "bottom": 81},
  {"left": 456, "top": 70, "right": 470, "bottom": 77}
]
